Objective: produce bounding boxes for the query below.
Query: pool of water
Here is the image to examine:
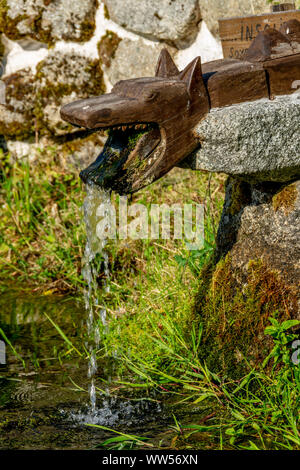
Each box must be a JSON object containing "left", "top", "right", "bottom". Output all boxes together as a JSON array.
[{"left": 0, "top": 289, "right": 220, "bottom": 450}]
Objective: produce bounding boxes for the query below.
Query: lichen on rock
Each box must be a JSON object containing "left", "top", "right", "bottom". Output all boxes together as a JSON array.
[
  {"left": 0, "top": 0, "right": 98, "bottom": 45},
  {"left": 97, "top": 30, "right": 122, "bottom": 68},
  {"left": 0, "top": 50, "right": 105, "bottom": 139},
  {"left": 0, "top": 68, "right": 36, "bottom": 139},
  {"left": 34, "top": 50, "right": 105, "bottom": 135}
]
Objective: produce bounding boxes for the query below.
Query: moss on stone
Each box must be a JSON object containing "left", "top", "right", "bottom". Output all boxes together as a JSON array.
[
  {"left": 0, "top": 0, "right": 97, "bottom": 46},
  {"left": 0, "top": 52, "right": 106, "bottom": 140},
  {"left": 97, "top": 30, "right": 122, "bottom": 67},
  {"left": 103, "top": 2, "right": 110, "bottom": 20},
  {"left": 0, "top": 0, "right": 30, "bottom": 42},
  {"left": 272, "top": 183, "right": 298, "bottom": 215},
  {"left": 0, "top": 71, "right": 37, "bottom": 139},
  {"left": 0, "top": 34, "right": 4, "bottom": 57},
  {"left": 228, "top": 178, "right": 251, "bottom": 216},
  {"left": 195, "top": 255, "right": 298, "bottom": 378},
  {"left": 71, "top": 1, "right": 98, "bottom": 44},
  {"left": 60, "top": 131, "right": 103, "bottom": 155},
  {"left": 34, "top": 56, "right": 105, "bottom": 136}
]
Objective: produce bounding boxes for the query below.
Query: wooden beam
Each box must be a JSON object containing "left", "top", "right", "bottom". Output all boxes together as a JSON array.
[
  {"left": 207, "top": 61, "right": 269, "bottom": 108},
  {"left": 244, "top": 28, "right": 299, "bottom": 62},
  {"left": 264, "top": 53, "right": 300, "bottom": 96}
]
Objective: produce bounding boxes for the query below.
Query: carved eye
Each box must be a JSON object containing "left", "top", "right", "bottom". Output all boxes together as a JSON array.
[{"left": 145, "top": 92, "right": 158, "bottom": 102}]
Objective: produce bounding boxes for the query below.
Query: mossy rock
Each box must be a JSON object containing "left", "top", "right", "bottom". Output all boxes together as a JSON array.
[
  {"left": 34, "top": 51, "right": 105, "bottom": 136},
  {"left": 0, "top": 69, "right": 36, "bottom": 140},
  {"left": 195, "top": 256, "right": 299, "bottom": 378},
  {"left": 197, "top": 177, "right": 300, "bottom": 378},
  {"left": 0, "top": 0, "right": 98, "bottom": 45},
  {"left": 0, "top": 51, "right": 106, "bottom": 140},
  {"left": 272, "top": 183, "right": 298, "bottom": 215},
  {"left": 97, "top": 30, "right": 122, "bottom": 68},
  {"left": 0, "top": 34, "right": 4, "bottom": 58}
]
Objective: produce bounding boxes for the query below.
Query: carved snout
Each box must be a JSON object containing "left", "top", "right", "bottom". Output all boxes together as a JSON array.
[{"left": 60, "top": 93, "right": 148, "bottom": 130}]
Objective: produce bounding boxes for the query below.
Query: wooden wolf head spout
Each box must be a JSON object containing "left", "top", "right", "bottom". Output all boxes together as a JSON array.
[{"left": 60, "top": 49, "right": 209, "bottom": 194}]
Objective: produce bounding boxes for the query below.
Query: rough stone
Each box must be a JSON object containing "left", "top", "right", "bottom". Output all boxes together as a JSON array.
[
  {"left": 97, "top": 30, "right": 122, "bottom": 68},
  {"left": 216, "top": 176, "right": 300, "bottom": 310},
  {"left": 199, "top": 0, "right": 268, "bottom": 37},
  {"left": 227, "top": 180, "right": 300, "bottom": 295},
  {"left": 6, "top": 132, "right": 104, "bottom": 169},
  {"left": 105, "top": 38, "right": 176, "bottom": 85},
  {"left": 0, "top": 50, "right": 105, "bottom": 138},
  {"left": 35, "top": 51, "right": 105, "bottom": 135},
  {"left": 0, "top": 0, "right": 98, "bottom": 44},
  {"left": 0, "top": 67, "right": 36, "bottom": 139},
  {"left": 196, "top": 177, "right": 300, "bottom": 377},
  {"left": 216, "top": 178, "right": 300, "bottom": 287},
  {"left": 104, "top": 0, "right": 201, "bottom": 48},
  {"left": 183, "top": 96, "right": 300, "bottom": 183}
]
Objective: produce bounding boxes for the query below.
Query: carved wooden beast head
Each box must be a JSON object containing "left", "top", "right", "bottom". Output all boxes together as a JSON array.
[{"left": 60, "top": 49, "right": 209, "bottom": 194}]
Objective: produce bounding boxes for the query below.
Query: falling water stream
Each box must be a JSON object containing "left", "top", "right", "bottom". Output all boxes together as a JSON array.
[{"left": 81, "top": 183, "right": 111, "bottom": 413}]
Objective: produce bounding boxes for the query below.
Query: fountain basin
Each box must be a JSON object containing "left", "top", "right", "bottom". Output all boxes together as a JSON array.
[{"left": 180, "top": 95, "right": 300, "bottom": 183}]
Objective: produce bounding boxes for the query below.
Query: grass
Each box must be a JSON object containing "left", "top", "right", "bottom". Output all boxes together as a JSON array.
[
  {"left": 1, "top": 148, "right": 299, "bottom": 450},
  {"left": 96, "top": 317, "right": 300, "bottom": 450},
  {"left": 0, "top": 149, "right": 86, "bottom": 292},
  {"left": 0, "top": 149, "right": 224, "bottom": 295}
]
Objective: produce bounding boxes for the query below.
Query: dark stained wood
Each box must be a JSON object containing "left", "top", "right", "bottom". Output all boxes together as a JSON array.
[
  {"left": 244, "top": 28, "right": 296, "bottom": 62},
  {"left": 219, "top": 9, "right": 300, "bottom": 59},
  {"left": 61, "top": 49, "right": 210, "bottom": 192},
  {"left": 155, "top": 48, "right": 179, "bottom": 78},
  {"left": 202, "top": 58, "right": 241, "bottom": 74},
  {"left": 280, "top": 18, "right": 300, "bottom": 41},
  {"left": 263, "top": 53, "right": 300, "bottom": 96},
  {"left": 60, "top": 32, "right": 300, "bottom": 193},
  {"left": 207, "top": 61, "right": 269, "bottom": 108}
]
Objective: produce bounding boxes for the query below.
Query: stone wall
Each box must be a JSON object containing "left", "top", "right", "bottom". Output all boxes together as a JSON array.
[{"left": 0, "top": 0, "right": 283, "bottom": 164}]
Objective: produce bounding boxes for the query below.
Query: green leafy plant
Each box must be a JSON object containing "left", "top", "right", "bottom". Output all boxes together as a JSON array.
[{"left": 263, "top": 318, "right": 300, "bottom": 368}]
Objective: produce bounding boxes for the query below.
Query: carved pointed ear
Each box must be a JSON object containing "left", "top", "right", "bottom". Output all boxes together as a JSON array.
[
  {"left": 155, "top": 48, "right": 179, "bottom": 78},
  {"left": 179, "top": 57, "right": 204, "bottom": 100}
]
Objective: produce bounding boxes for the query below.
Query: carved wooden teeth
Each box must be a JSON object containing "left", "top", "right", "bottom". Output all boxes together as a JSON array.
[{"left": 107, "top": 123, "right": 149, "bottom": 131}]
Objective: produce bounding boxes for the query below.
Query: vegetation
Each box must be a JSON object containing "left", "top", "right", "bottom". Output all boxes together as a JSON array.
[
  {"left": 0, "top": 149, "right": 85, "bottom": 292},
  {"left": 94, "top": 316, "right": 300, "bottom": 450},
  {"left": 0, "top": 149, "right": 299, "bottom": 450}
]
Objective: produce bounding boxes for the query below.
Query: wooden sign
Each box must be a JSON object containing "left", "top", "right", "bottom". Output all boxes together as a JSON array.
[{"left": 219, "top": 8, "right": 300, "bottom": 59}]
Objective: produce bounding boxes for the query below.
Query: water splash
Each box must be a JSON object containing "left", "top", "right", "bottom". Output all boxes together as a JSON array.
[
  {"left": 67, "top": 395, "right": 162, "bottom": 427},
  {"left": 82, "top": 183, "right": 111, "bottom": 413}
]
